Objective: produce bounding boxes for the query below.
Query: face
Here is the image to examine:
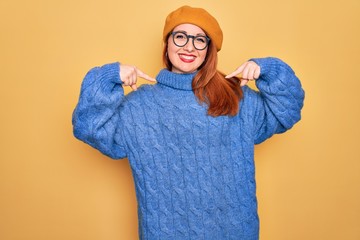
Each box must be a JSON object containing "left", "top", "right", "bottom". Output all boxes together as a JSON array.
[{"left": 167, "top": 24, "right": 208, "bottom": 74}]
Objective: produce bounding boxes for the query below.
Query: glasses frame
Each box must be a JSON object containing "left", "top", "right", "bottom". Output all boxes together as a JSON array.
[{"left": 171, "top": 31, "right": 210, "bottom": 51}]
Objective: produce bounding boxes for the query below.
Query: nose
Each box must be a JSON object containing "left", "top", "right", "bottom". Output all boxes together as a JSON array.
[{"left": 183, "top": 39, "right": 195, "bottom": 52}]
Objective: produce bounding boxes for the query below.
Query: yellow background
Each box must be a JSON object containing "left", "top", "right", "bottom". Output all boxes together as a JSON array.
[{"left": 1, "top": 0, "right": 359, "bottom": 239}]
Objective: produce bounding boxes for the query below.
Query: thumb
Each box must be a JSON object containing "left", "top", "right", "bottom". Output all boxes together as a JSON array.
[
  {"left": 130, "top": 84, "right": 138, "bottom": 91},
  {"left": 240, "top": 79, "right": 249, "bottom": 87}
]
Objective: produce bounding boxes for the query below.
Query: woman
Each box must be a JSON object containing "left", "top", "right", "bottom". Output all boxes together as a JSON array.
[{"left": 73, "top": 5, "right": 304, "bottom": 240}]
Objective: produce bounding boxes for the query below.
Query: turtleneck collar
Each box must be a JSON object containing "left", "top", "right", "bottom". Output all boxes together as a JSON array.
[{"left": 156, "top": 69, "right": 197, "bottom": 91}]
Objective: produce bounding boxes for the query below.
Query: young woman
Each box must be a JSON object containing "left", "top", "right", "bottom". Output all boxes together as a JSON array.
[{"left": 73, "top": 5, "right": 305, "bottom": 240}]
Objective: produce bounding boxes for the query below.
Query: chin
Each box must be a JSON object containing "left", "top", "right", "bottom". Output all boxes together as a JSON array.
[{"left": 182, "top": 69, "right": 197, "bottom": 74}]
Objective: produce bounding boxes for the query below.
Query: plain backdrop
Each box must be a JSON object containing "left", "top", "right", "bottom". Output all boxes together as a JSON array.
[{"left": 1, "top": 0, "right": 359, "bottom": 239}]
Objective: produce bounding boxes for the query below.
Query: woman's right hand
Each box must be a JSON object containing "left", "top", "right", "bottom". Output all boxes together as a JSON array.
[{"left": 120, "top": 64, "right": 157, "bottom": 91}]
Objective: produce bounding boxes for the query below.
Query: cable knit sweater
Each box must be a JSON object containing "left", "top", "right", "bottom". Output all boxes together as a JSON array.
[{"left": 72, "top": 57, "right": 304, "bottom": 240}]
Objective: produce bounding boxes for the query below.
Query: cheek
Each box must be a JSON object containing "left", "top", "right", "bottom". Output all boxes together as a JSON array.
[
  {"left": 198, "top": 51, "right": 207, "bottom": 64},
  {"left": 167, "top": 47, "right": 177, "bottom": 63},
  {"left": 167, "top": 38, "right": 177, "bottom": 53},
  {"left": 167, "top": 42, "right": 178, "bottom": 60}
]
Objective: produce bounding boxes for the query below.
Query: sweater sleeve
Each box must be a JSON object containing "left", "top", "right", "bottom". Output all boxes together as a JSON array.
[
  {"left": 72, "top": 62, "right": 128, "bottom": 159},
  {"left": 250, "top": 57, "right": 305, "bottom": 144}
]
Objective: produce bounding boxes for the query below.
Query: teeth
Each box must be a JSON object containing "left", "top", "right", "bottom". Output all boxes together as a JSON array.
[{"left": 180, "top": 55, "right": 195, "bottom": 60}]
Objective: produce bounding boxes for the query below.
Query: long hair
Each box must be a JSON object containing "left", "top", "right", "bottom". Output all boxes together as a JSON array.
[{"left": 163, "top": 37, "right": 243, "bottom": 117}]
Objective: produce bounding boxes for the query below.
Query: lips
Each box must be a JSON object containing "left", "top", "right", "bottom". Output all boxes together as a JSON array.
[{"left": 179, "top": 53, "right": 196, "bottom": 63}]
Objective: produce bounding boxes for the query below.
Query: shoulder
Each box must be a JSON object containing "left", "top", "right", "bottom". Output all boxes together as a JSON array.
[
  {"left": 238, "top": 85, "right": 262, "bottom": 115},
  {"left": 242, "top": 85, "right": 260, "bottom": 102},
  {"left": 121, "top": 84, "right": 158, "bottom": 106}
]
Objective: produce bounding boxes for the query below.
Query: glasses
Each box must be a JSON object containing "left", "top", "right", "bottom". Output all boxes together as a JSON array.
[{"left": 171, "top": 31, "right": 210, "bottom": 50}]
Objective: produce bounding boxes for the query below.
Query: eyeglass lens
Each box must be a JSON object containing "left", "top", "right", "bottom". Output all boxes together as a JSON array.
[{"left": 172, "top": 32, "right": 209, "bottom": 50}]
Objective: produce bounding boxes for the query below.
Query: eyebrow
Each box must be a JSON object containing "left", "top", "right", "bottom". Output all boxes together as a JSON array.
[{"left": 175, "top": 30, "right": 207, "bottom": 36}]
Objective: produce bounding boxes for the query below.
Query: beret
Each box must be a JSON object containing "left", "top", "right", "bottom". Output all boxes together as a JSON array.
[{"left": 163, "top": 5, "right": 223, "bottom": 51}]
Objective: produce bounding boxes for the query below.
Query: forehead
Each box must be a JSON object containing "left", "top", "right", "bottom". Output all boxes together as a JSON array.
[{"left": 173, "top": 23, "right": 206, "bottom": 35}]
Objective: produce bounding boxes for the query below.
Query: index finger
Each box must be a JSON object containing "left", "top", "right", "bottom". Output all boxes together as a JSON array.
[
  {"left": 136, "top": 69, "right": 157, "bottom": 82},
  {"left": 225, "top": 63, "right": 246, "bottom": 79}
]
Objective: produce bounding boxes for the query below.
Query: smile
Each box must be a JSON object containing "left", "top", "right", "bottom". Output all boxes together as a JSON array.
[{"left": 179, "top": 54, "right": 196, "bottom": 63}]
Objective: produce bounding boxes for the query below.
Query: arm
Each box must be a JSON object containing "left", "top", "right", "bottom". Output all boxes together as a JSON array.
[
  {"left": 72, "top": 62, "right": 127, "bottom": 159},
  {"left": 251, "top": 57, "right": 305, "bottom": 144}
]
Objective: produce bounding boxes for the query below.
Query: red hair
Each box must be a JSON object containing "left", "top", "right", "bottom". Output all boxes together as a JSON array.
[{"left": 163, "top": 39, "right": 243, "bottom": 117}]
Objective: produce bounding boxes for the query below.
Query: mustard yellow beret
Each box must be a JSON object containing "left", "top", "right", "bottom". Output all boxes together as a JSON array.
[{"left": 163, "top": 5, "right": 223, "bottom": 51}]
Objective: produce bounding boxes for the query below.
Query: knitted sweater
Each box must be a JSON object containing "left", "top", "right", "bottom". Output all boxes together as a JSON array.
[{"left": 72, "top": 57, "right": 304, "bottom": 240}]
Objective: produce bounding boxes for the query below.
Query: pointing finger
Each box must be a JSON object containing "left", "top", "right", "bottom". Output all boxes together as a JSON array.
[
  {"left": 136, "top": 68, "right": 157, "bottom": 82},
  {"left": 225, "top": 63, "right": 246, "bottom": 79}
]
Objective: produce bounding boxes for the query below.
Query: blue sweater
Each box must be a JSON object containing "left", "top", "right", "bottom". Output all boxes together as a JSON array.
[{"left": 72, "top": 57, "right": 304, "bottom": 240}]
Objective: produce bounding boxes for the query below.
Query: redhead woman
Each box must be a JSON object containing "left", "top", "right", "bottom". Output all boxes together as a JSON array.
[{"left": 73, "top": 5, "right": 305, "bottom": 240}]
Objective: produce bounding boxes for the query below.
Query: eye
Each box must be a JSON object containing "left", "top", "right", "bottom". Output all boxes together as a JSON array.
[
  {"left": 174, "top": 32, "right": 186, "bottom": 40},
  {"left": 195, "top": 36, "right": 206, "bottom": 43}
]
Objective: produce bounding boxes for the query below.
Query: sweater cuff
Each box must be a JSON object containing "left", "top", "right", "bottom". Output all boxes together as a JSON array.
[
  {"left": 100, "top": 62, "right": 122, "bottom": 84},
  {"left": 250, "top": 57, "right": 294, "bottom": 79}
]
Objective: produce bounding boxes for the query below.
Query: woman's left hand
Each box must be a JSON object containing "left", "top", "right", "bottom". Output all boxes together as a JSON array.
[{"left": 225, "top": 61, "right": 261, "bottom": 86}]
